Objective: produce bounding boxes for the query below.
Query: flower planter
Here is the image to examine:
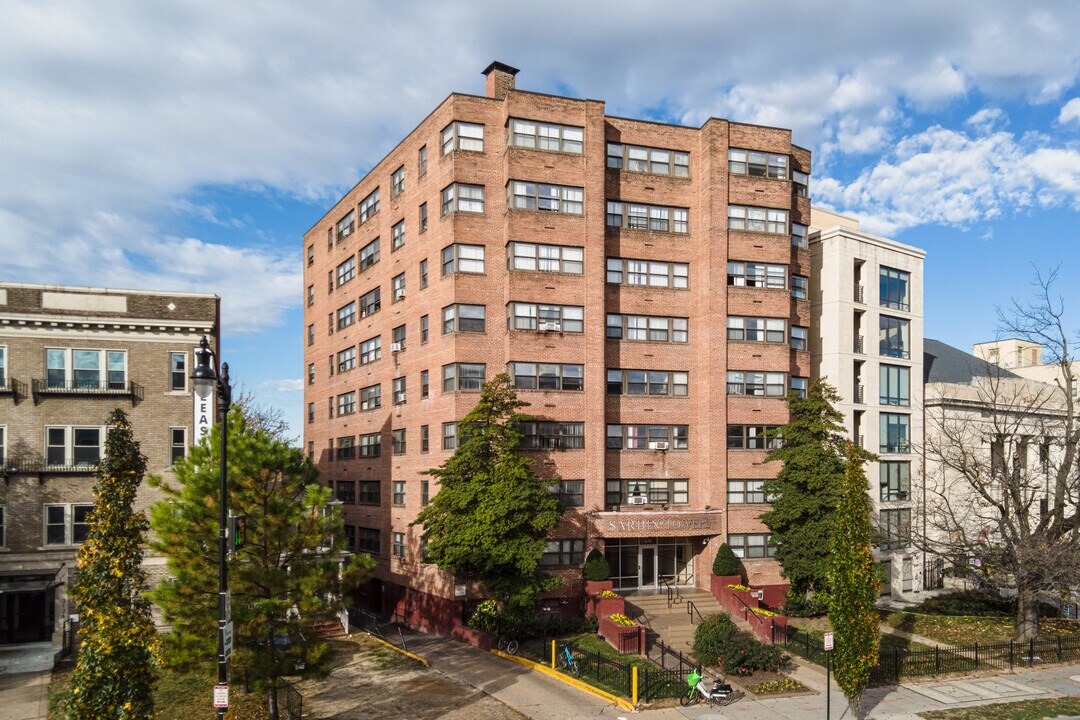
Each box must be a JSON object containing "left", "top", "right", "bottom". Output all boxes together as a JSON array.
[
  {"left": 597, "top": 613, "right": 645, "bottom": 656},
  {"left": 585, "top": 580, "right": 614, "bottom": 595}
]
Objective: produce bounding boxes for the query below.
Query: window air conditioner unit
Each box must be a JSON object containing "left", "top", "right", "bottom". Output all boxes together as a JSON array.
[
  {"left": 628, "top": 496, "right": 648, "bottom": 505},
  {"left": 391, "top": 342, "right": 402, "bottom": 353},
  {"left": 757, "top": 590, "right": 765, "bottom": 601},
  {"left": 539, "top": 321, "right": 561, "bottom": 332},
  {"left": 341, "top": 227, "right": 351, "bottom": 237},
  {"left": 649, "top": 441, "right": 670, "bottom": 451},
  {"left": 360, "top": 309, "right": 368, "bottom": 318},
  {"left": 394, "top": 289, "right": 405, "bottom": 300}
]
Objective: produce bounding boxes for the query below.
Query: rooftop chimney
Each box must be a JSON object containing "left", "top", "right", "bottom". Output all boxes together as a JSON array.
[{"left": 482, "top": 61, "right": 519, "bottom": 100}]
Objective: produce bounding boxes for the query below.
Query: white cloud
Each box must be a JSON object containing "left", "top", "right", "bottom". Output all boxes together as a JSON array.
[
  {"left": 259, "top": 378, "right": 303, "bottom": 393},
  {"left": 5, "top": 0, "right": 1080, "bottom": 293},
  {"left": 814, "top": 123, "right": 1080, "bottom": 236},
  {"left": 966, "top": 108, "right": 1006, "bottom": 132},
  {"left": 1059, "top": 98, "right": 1080, "bottom": 125}
]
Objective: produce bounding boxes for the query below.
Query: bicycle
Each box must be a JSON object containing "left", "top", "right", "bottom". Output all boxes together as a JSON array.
[
  {"left": 497, "top": 635, "right": 519, "bottom": 655},
  {"left": 556, "top": 643, "right": 580, "bottom": 676},
  {"left": 679, "top": 669, "right": 734, "bottom": 707}
]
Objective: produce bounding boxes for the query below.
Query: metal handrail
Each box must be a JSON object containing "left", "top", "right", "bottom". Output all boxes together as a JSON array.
[
  {"left": 732, "top": 591, "right": 767, "bottom": 626},
  {"left": 687, "top": 599, "right": 705, "bottom": 625},
  {"left": 660, "top": 577, "right": 682, "bottom": 609}
]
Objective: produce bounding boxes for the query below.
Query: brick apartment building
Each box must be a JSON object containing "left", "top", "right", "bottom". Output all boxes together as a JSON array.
[
  {"left": 303, "top": 62, "right": 811, "bottom": 630},
  {"left": 0, "top": 282, "right": 218, "bottom": 657}
]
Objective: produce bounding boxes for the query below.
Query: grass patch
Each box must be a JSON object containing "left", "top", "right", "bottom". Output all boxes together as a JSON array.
[
  {"left": 49, "top": 666, "right": 270, "bottom": 720},
  {"left": 881, "top": 611, "right": 1080, "bottom": 645},
  {"left": 787, "top": 617, "right": 935, "bottom": 652},
  {"left": 365, "top": 641, "right": 424, "bottom": 670},
  {"left": 919, "top": 695, "right": 1080, "bottom": 720}
]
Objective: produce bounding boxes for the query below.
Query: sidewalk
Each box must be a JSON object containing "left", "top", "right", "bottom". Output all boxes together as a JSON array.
[
  {"left": 401, "top": 626, "right": 1080, "bottom": 720},
  {"left": 0, "top": 671, "right": 50, "bottom": 720}
]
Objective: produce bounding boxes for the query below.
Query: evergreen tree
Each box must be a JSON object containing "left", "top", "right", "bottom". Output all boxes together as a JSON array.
[
  {"left": 828, "top": 443, "right": 882, "bottom": 718},
  {"left": 413, "top": 373, "right": 564, "bottom": 614},
  {"left": 761, "top": 378, "right": 851, "bottom": 599},
  {"left": 67, "top": 409, "right": 159, "bottom": 720},
  {"left": 149, "top": 408, "right": 373, "bottom": 720}
]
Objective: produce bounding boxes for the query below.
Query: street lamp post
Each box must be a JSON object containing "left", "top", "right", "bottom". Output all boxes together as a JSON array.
[{"left": 191, "top": 335, "right": 232, "bottom": 719}]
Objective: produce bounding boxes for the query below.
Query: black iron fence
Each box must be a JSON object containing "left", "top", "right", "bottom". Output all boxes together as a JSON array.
[
  {"left": 870, "top": 635, "right": 1080, "bottom": 685},
  {"left": 281, "top": 681, "right": 303, "bottom": 720},
  {"left": 773, "top": 621, "right": 1080, "bottom": 685},
  {"left": 511, "top": 632, "right": 686, "bottom": 701}
]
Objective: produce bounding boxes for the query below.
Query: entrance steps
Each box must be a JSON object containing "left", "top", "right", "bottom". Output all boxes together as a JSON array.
[
  {"left": 0, "top": 642, "right": 59, "bottom": 674},
  {"left": 623, "top": 588, "right": 724, "bottom": 655}
]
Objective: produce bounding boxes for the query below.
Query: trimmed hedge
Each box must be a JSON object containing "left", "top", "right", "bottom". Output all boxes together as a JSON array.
[
  {"left": 712, "top": 543, "right": 741, "bottom": 577},
  {"left": 583, "top": 549, "right": 612, "bottom": 581}
]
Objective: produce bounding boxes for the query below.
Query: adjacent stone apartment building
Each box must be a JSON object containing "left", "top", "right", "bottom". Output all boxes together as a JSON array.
[
  {"left": 0, "top": 282, "right": 218, "bottom": 656},
  {"left": 303, "top": 62, "right": 812, "bottom": 630},
  {"left": 809, "top": 209, "right": 926, "bottom": 597}
]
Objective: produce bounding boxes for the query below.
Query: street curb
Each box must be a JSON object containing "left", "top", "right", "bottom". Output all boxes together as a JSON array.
[
  {"left": 490, "top": 648, "right": 636, "bottom": 711},
  {"left": 367, "top": 635, "right": 431, "bottom": 666}
]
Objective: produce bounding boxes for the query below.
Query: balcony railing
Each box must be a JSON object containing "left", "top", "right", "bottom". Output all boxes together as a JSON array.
[
  {"left": 854, "top": 283, "right": 865, "bottom": 304},
  {"left": 854, "top": 384, "right": 865, "bottom": 404},
  {"left": 32, "top": 379, "right": 143, "bottom": 404},
  {"left": 2, "top": 459, "right": 98, "bottom": 476},
  {"left": 880, "top": 346, "right": 911, "bottom": 360},
  {"left": 880, "top": 441, "right": 911, "bottom": 454},
  {"left": 854, "top": 336, "right": 865, "bottom": 354}
]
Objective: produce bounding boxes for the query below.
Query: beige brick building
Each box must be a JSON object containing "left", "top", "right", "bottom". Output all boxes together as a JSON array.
[
  {"left": 302, "top": 63, "right": 810, "bottom": 630},
  {"left": 0, "top": 282, "right": 218, "bottom": 655}
]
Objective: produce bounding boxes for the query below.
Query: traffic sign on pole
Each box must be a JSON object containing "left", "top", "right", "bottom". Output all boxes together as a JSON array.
[
  {"left": 222, "top": 622, "right": 234, "bottom": 660},
  {"left": 824, "top": 631, "right": 834, "bottom": 651}
]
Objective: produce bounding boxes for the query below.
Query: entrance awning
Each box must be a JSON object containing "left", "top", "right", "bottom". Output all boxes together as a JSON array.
[{"left": 0, "top": 579, "right": 62, "bottom": 594}]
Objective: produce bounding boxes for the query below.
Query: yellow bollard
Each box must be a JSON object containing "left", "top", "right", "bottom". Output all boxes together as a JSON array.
[
  {"left": 632, "top": 665, "right": 638, "bottom": 705},
  {"left": 551, "top": 639, "right": 556, "bottom": 669}
]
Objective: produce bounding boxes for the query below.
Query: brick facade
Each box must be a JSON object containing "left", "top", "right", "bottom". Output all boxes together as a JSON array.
[
  {"left": 303, "top": 65, "right": 808, "bottom": 615},
  {"left": 0, "top": 282, "right": 218, "bottom": 646}
]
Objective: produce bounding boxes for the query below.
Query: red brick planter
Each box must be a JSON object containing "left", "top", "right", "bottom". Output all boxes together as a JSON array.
[
  {"left": 597, "top": 614, "right": 646, "bottom": 656},
  {"left": 585, "top": 580, "right": 614, "bottom": 595}
]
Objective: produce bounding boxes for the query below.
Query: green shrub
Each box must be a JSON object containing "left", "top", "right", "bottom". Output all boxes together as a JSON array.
[
  {"left": 467, "top": 599, "right": 500, "bottom": 634},
  {"left": 712, "top": 543, "right": 741, "bottom": 577},
  {"left": 583, "top": 549, "right": 612, "bottom": 581},
  {"left": 782, "top": 590, "right": 829, "bottom": 618},
  {"left": 716, "top": 635, "right": 787, "bottom": 676},
  {"left": 692, "top": 613, "right": 737, "bottom": 665},
  {"left": 918, "top": 590, "right": 1058, "bottom": 618}
]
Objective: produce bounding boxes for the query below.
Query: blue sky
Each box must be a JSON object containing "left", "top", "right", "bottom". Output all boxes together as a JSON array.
[{"left": 3, "top": 1, "right": 1080, "bottom": 439}]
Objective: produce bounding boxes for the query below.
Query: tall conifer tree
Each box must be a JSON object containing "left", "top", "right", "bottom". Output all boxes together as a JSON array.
[
  {"left": 413, "top": 373, "right": 563, "bottom": 614},
  {"left": 828, "top": 443, "right": 882, "bottom": 718},
  {"left": 761, "top": 378, "right": 850, "bottom": 599},
  {"left": 68, "top": 409, "right": 159, "bottom": 720}
]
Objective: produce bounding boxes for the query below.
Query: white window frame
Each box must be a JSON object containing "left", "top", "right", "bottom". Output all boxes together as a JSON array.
[
  {"left": 441, "top": 121, "right": 484, "bottom": 154},
  {"left": 44, "top": 503, "right": 94, "bottom": 546},
  {"left": 391, "top": 220, "right": 405, "bottom": 251},
  {"left": 509, "top": 118, "right": 584, "bottom": 154},
  {"left": 442, "top": 183, "right": 485, "bottom": 215},
  {"left": 509, "top": 181, "right": 584, "bottom": 214},
  {"left": 607, "top": 143, "right": 689, "bottom": 177},
  {"left": 360, "top": 336, "right": 381, "bottom": 365},
  {"left": 608, "top": 258, "right": 689, "bottom": 288},
  {"left": 727, "top": 205, "right": 789, "bottom": 234},
  {"left": 359, "top": 238, "right": 380, "bottom": 270},
  {"left": 606, "top": 201, "right": 689, "bottom": 233},
  {"left": 45, "top": 425, "right": 105, "bottom": 467},
  {"left": 442, "top": 244, "right": 486, "bottom": 275},
  {"left": 169, "top": 350, "right": 187, "bottom": 392},
  {"left": 727, "top": 149, "right": 789, "bottom": 179},
  {"left": 337, "top": 256, "right": 356, "bottom": 287},
  {"left": 391, "top": 166, "right": 405, "bottom": 196},
  {"left": 508, "top": 303, "right": 584, "bottom": 333},
  {"left": 46, "top": 348, "right": 128, "bottom": 390},
  {"left": 359, "top": 188, "right": 380, "bottom": 223},
  {"left": 170, "top": 427, "right": 187, "bottom": 465},
  {"left": 508, "top": 242, "right": 584, "bottom": 274}
]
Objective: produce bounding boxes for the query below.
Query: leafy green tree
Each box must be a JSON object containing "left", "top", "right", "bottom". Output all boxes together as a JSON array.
[
  {"left": 67, "top": 409, "right": 159, "bottom": 720},
  {"left": 828, "top": 443, "right": 882, "bottom": 718},
  {"left": 149, "top": 408, "right": 373, "bottom": 720},
  {"left": 413, "top": 373, "right": 564, "bottom": 615},
  {"left": 761, "top": 378, "right": 850, "bottom": 599}
]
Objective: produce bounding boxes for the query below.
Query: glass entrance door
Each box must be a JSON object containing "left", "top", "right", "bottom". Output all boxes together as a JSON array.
[{"left": 639, "top": 545, "right": 658, "bottom": 589}]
